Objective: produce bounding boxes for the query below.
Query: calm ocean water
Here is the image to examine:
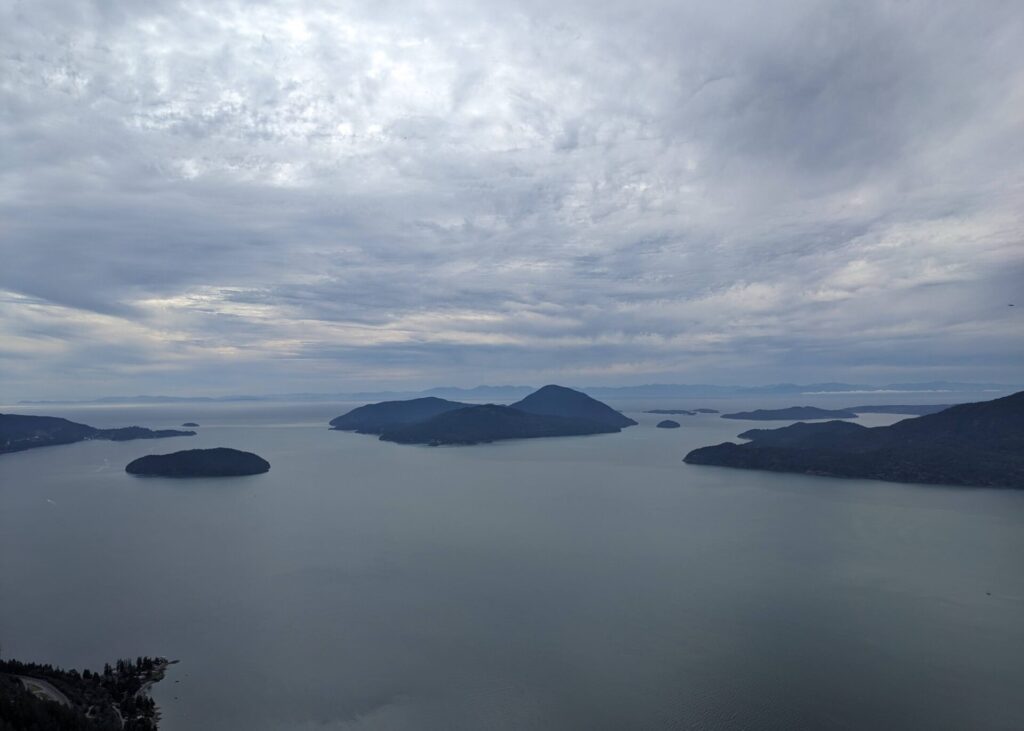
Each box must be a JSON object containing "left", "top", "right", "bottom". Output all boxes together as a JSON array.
[{"left": 2, "top": 400, "right": 1023, "bottom": 730}]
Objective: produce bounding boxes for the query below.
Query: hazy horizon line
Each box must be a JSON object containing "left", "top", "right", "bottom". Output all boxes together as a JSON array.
[{"left": 8, "top": 380, "right": 1020, "bottom": 406}]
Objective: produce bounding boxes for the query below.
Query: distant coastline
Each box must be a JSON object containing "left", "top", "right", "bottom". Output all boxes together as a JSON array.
[{"left": 12, "top": 381, "right": 1019, "bottom": 406}]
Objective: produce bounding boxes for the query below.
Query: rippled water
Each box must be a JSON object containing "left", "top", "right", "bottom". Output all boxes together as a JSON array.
[{"left": 2, "top": 401, "right": 1023, "bottom": 730}]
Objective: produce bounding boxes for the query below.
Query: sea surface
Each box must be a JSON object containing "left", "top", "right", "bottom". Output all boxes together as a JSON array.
[{"left": 2, "top": 398, "right": 1023, "bottom": 730}]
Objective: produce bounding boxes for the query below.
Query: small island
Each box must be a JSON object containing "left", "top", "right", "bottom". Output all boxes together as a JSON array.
[
  {"left": 126, "top": 447, "right": 270, "bottom": 477},
  {"left": 0, "top": 654, "right": 172, "bottom": 729},
  {"left": 684, "top": 391, "right": 1024, "bottom": 488},
  {"left": 181, "top": 422, "right": 200, "bottom": 427},
  {"left": 656, "top": 420, "right": 681, "bottom": 429}
]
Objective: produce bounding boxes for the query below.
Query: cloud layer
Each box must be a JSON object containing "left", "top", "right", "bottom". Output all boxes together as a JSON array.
[{"left": 2, "top": 0, "right": 1022, "bottom": 398}]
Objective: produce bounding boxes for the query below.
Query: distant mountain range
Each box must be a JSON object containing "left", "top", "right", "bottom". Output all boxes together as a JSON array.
[{"left": 16, "top": 382, "right": 1018, "bottom": 405}]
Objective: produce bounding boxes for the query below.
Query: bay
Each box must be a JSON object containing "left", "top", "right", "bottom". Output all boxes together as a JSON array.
[{"left": 2, "top": 401, "right": 1023, "bottom": 730}]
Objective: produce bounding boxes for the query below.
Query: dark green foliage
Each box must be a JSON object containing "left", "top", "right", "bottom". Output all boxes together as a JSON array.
[
  {"left": 685, "top": 391, "right": 1024, "bottom": 488},
  {"left": 847, "top": 404, "right": 952, "bottom": 416},
  {"left": 0, "top": 414, "right": 194, "bottom": 455},
  {"left": 329, "top": 397, "right": 469, "bottom": 434},
  {"left": 656, "top": 420, "right": 681, "bottom": 429},
  {"left": 125, "top": 447, "right": 270, "bottom": 477},
  {"left": 0, "top": 655, "right": 167, "bottom": 730},
  {"left": 333, "top": 385, "right": 636, "bottom": 445},
  {"left": 380, "top": 404, "right": 622, "bottom": 445},
  {"left": 510, "top": 385, "right": 637, "bottom": 428}
]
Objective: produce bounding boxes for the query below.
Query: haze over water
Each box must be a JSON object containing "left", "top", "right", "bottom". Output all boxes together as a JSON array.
[{"left": 2, "top": 400, "right": 1023, "bottom": 730}]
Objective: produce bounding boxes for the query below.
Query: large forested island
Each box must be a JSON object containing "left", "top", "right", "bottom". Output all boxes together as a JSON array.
[
  {"left": 0, "top": 654, "right": 171, "bottom": 730},
  {"left": 329, "top": 396, "right": 468, "bottom": 433},
  {"left": 330, "top": 385, "right": 637, "bottom": 445},
  {"left": 126, "top": 447, "right": 270, "bottom": 477},
  {"left": 0, "top": 414, "right": 194, "bottom": 456},
  {"left": 684, "top": 391, "right": 1024, "bottom": 487}
]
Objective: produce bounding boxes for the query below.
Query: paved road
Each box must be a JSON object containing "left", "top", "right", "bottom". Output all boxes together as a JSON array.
[{"left": 18, "top": 675, "right": 71, "bottom": 706}]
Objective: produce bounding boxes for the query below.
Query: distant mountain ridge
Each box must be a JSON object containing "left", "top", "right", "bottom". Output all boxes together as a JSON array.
[
  {"left": 684, "top": 391, "right": 1024, "bottom": 488},
  {"left": 16, "top": 381, "right": 1018, "bottom": 405}
]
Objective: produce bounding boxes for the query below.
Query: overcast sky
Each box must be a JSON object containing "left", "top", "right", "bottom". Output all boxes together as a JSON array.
[{"left": 2, "top": 0, "right": 1022, "bottom": 399}]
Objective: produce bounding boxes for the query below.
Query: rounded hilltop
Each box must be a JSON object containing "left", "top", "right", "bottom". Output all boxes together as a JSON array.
[
  {"left": 126, "top": 447, "right": 270, "bottom": 477},
  {"left": 329, "top": 384, "right": 637, "bottom": 446}
]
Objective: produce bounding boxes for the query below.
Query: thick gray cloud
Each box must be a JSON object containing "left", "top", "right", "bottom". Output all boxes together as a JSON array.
[{"left": 1, "top": 0, "right": 1022, "bottom": 399}]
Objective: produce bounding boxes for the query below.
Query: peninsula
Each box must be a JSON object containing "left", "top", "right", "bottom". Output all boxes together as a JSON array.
[
  {"left": 0, "top": 654, "right": 172, "bottom": 730},
  {"left": 684, "top": 391, "right": 1024, "bottom": 488},
  {"left": 126, "top": 447, "right": 270, "bottom": 477},
  {"left": 0, "top": 414, "right": 194, "bottom": 456}
]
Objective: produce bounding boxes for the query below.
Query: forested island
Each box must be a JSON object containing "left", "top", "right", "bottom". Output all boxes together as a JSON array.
[
  {"left": 645, "top": 408, "right": 719, "bottom": 415},
  {"left": 720, "top": 404, "right": 956, "bottom": 421},
  {"left": 330, "top": 396, "right": 468, "bottom": 433},
  {"left": 845, "top": 404, "right": 953, "bottom": 415},
  {"left": 0, "top": 414, "right": 194, "bottom": 456},
  {"left": 126, "top": 447, "right": 270, "bottom": 477},
  {"left": 721, "top": 406, "right": 860, "bottom": 420},
  {"left": 0, "top": 654, "right": 172, "bottom": 730},
  {"left": 656, "top": 420, "right": 681, "bottom": 429},
  {"left": 684, "top": 391, "right": 1024, "bottom": 488},
  {"left": 331, "top": 385, "right": 637, "bottom": 445}
]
